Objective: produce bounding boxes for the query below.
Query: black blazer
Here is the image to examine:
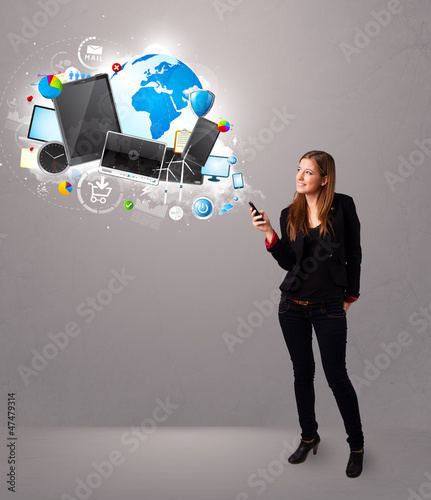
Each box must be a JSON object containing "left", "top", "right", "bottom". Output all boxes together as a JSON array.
[{"left": 267, "top": 192, "right": 362, "bottom": 298}]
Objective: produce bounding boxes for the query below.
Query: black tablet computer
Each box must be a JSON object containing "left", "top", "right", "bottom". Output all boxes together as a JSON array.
[
  {"left": 182, "top": 117, "right": 220, "bottom": 167},
  {"left": 53, "top": 74, "right": 121, "bottom": 165}
]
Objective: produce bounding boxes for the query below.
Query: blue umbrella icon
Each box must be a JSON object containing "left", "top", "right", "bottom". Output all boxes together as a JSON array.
[{"left": 189, "top": 90, "right": 215, "bottom": 117}]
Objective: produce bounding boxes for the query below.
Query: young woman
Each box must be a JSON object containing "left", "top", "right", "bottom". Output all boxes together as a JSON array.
[{"left": 250, "top": 150, "right": 364, "bottom": 478}]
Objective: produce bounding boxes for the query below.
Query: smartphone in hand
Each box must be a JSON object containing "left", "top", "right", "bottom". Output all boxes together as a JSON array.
[{"left": 249, "top": 201, "right": 264, "bottom": 221}]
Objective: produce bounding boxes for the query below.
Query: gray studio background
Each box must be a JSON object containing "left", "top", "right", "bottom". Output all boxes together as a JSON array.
[{"left": 1, "top": 0, "right": 430, "bottom": 432}]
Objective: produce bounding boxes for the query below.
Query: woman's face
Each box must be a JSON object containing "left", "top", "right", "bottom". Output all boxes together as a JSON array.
[{"left": 296, "top": 158, "right": 328, "bottom": 195}]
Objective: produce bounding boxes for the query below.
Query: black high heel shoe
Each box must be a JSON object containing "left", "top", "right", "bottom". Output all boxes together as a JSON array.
[
  {"left": 288, "top": 433, "right": 320, "bottom": 464},
  {"left": 346, "top": 448, "right": 364, "bottom": 478}
]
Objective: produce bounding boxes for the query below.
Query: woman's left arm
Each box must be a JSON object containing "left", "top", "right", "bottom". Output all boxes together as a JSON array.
[{"left": 343, "top": 196, "right": 362, "bottom": 302}]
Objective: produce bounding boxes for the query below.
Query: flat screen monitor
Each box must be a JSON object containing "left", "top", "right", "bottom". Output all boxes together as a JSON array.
[
  {"left": 183, "top": 117, "right": 220, "bottom": 167},
  {"left": 201, "top": 155, "right": 230, "bottom": 182},
  {"left": 99, "top": 131, "right": 166, "bottom": 185},
  {"left": 27, "top": 105, "right": 62, "bottom": 142},
  {"left": 53, "top": 73, "right": 121, "bottom": 165}
]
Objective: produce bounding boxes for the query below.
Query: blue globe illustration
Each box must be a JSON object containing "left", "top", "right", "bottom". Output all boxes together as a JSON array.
[{"left": 110, "top": 54, "right": 202, "bottom": 145}]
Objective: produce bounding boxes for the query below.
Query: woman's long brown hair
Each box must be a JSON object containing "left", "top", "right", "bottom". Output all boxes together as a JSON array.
[{"left": 286, "top": 150, "right": 336, "bottom": 241}]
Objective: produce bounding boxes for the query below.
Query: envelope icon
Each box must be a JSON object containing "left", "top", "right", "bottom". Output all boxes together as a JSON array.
[{"left": 87, "top": 45, "right": 103, "bottom": 55}]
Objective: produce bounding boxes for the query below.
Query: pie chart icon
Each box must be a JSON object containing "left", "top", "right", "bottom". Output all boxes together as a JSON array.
[
  {"left": 38, "top": 75, "right": 63, "bottom": 99},
  {"left": 58, "top": 181, "right": 72, "bottom": 195},
  {"left": 218, "top": 120, "right": 230, "bottom": 133}
]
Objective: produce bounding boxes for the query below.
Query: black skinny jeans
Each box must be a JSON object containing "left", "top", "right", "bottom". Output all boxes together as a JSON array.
[{"left": 278, "top": 295, "right": 364, "bottom": 451}]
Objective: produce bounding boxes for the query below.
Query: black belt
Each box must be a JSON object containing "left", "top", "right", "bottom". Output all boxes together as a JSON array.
[{"left": 290, "top": 299, "right": 319, "bottom": 305}]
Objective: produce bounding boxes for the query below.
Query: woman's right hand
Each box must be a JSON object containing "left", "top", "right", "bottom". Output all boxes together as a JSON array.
[{"left": 250, "top": 207, "right": 274, "bottom": 242}]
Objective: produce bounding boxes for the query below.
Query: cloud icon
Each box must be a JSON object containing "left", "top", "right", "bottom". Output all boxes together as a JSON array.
[{"left": 219, "top": 203, "right": 234, "bottom": 215}]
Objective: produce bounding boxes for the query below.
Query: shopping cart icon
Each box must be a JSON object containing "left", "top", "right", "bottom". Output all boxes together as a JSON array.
[{"left": 88, "top": 177, "right": 112, "bottom": 203}]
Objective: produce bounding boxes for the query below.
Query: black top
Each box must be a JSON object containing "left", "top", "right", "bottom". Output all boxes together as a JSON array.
[
  {"left": 267, "top": 193, "right": 362, "bottom": 299},
  {"left": 281, "top": 224, "right": 344, "bottom": 302}
]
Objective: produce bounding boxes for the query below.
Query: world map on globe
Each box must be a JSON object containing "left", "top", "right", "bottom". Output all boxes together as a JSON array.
[{"left": 110, "top": 54, "right": 203, "bottom": 145}]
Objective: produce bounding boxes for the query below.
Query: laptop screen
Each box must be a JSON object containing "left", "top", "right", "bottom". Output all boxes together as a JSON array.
[{"left": 100, "top": 131, "right": 166, "bottom": 185}]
